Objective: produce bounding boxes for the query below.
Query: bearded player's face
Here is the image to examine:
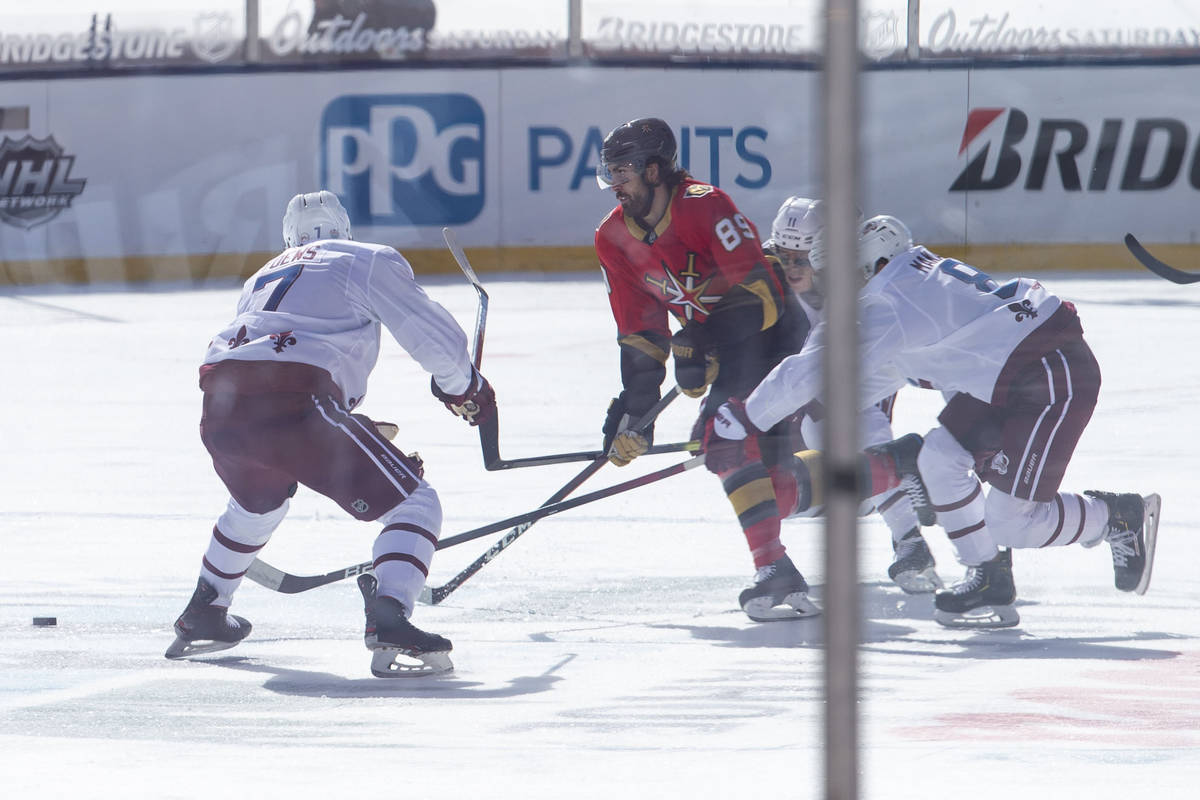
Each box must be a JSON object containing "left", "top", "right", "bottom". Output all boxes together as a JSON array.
[{"left": 611, "top": 164, "right": 657, "bottom": 218}]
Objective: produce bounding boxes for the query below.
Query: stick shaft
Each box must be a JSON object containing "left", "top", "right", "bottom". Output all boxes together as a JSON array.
[
  {"left": 442, "top": 227, "right": 489, "bottom": 363},
  {"left": 422, "top": 386, "right": 680, "bottom": 602},
  {"left": 244, "top": 454, "right": 701, "bottom": 596}
]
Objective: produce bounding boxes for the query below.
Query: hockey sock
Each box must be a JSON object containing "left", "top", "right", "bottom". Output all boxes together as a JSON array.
[
  {"left": 372, "top": 485, "right": 441, "bottom": 614},
  {"left": 201, "top": 497, "right": 288, "bottom": 605}
]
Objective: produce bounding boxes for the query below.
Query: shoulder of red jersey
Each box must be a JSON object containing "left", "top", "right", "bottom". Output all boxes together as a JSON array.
[
  {"left": 681, "top": 179, "right": 715, "bottom": 199},
  {"left": 672, "top": 180, "right": 742, "bottom": 220},
  {"left": 597, "top": 205, "right": 624, "bottom": 232},
  {"left": 595, "top": 206, "right": 626, "bottom": 253}
]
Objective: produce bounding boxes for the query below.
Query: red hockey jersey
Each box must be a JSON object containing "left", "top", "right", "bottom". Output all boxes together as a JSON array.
[{"left": 595, "top": 178, "right": 768, "bottom": 339}]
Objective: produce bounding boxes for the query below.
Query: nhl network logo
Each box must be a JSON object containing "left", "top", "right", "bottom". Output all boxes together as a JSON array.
[
  {"left": 0, "top": 135, "right": 87, "bottom": 230},
  {"left": 951, "top": 107, "right": 1200, "bottom": 192},
  {"left": 321, "top": 93, "right": 485, "bottom": 226}
]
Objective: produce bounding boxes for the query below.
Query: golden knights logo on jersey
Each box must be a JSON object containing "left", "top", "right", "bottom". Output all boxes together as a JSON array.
[
  {"left": 0, "top": 135, "right": 87, "bottom": 230},
  {"left": 643, "top": 256, "right": 722, "bottom": 321}
]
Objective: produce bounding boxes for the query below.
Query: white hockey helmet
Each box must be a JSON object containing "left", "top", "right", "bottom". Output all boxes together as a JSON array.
[
  {"left": 808, "top": 214, "right": 913, "bottom": 284},
  {"left": 857, "top": 215, "right": 913, "bottom": 278},
  {"left": 769, "top": 195, "right": 823, "bottom": 252},
  {"left": 282, "top": 190, "right": 352, "bottom": 248}
]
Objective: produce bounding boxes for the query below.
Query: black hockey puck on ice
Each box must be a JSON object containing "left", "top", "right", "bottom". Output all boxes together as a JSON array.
[{"left": 32, "top": 617, "right": 57, "bottom": 627}]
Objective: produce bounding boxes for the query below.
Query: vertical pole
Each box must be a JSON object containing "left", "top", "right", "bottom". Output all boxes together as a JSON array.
[
  {"left": 907, "top": 0, "right": 921, "bottom": 60},
  {"left": 822, "top": 1, "right": 861, "bottom": 799},
  {"left": 246, "top": 0, "right": 261, "bottom": 62},
  {"left": 567, "top": 0, "right": 583, "bottom": 59}
]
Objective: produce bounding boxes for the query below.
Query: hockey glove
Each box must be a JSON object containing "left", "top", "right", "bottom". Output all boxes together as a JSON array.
[
  {"left": 702, "top": 398, "right": 762, "bottom": 474},
  {"left": 431, "top": 366, "right": 496, "bottom": 427},
  {"left": 602, "top": 395, "right": 655, "bottom": 467},
  {"left": 671, "top": 322, "right": 718, "bottom": 399},
  {"left": 374, "top": 421, "right": 399, "bottom": 440}
]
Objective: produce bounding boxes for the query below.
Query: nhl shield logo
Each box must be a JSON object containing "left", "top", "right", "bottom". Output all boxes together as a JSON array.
[
  {"left": 191, "top": 12, "right": 240, "bottom": 64},
  {"left": 352, "top": 498, "right": 370, "bottom": 513},
  {"left": 862, "top": 11, "right": 902, "bottom": 59},
  {"left": 0, "top": 135, "right": 87, "bottom": 231}
]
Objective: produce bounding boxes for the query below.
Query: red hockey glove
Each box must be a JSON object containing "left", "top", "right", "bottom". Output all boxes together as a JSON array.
[
  {"left": 702, "top": 398, "right": 762, "bottom": 474},
  {"left": 431, "top": 367, "right": 496, "bottom": 427}
]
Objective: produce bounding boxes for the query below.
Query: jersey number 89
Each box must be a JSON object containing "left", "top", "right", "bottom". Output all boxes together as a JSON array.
[{"left": 715, "top": 214, "right": 756, "bottom": 252}]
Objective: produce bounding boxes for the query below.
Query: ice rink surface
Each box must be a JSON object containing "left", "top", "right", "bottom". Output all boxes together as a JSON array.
[{"left": 2, "top": 270, "right": 1198, "bottom": 799}]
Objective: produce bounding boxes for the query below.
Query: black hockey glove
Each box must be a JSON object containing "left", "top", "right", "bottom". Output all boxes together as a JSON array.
[{"left": 671, "top": 321, "right": 719, "bottom": 399}]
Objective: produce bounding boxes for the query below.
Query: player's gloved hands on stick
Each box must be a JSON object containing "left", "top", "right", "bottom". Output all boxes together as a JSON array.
[
  {"left": 602, "top": 395, "right": 655, "bottom": 467},
  {"left": 702, "top": 397, "right": 761, "bottom": 474},
  {"left": 609, "top": 429, "right": 649, "bottom": 467},
  {"left": 432, "top": 366, "right": 496, "bottom": 426},
  {"left": 671, "top": 321, "right": 718, "bottom": 399}
]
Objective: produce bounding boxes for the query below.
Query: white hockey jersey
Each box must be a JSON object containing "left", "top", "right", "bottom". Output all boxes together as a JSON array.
[
  {"left": 203, "top": 239, "right": 473, "bottom": 407},
  {"left": 746, "top": 246, "right": 1062, "bottom": 432}
]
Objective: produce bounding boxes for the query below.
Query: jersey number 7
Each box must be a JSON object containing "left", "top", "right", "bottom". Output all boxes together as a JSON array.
[{"left": 253, "top": 264, "right": 305, "bottom": 311}]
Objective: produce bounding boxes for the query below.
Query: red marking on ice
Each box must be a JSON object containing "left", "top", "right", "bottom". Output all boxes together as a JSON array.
[{"left": 895, "top": 652, "right": 1200, "bottom": 748}]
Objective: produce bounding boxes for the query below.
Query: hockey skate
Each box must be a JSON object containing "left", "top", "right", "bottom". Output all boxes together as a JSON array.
[
  {"left": 739, "top": 554, "right": 820, "bottom": 622},
  {"left": 888, "top": 528, "right": 943, "bottom": 594},
  {"left": 933, "top": 548, "right": 1019, "bottom": 629},
  {"left": 164, "top": 577, "right": 252, "bottom": 659},
  {"left": 1085, "top": 491, "right": 1162, "bottom": 595},
  {"left": 865, "top": 434, "right": 936, "bottom": 526},
  {"left": 358, "top": 574, "right": 453, "bottom": 677}
]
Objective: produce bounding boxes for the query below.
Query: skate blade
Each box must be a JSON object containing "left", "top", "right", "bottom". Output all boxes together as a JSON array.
[
  {"left": 1134, "top": 493, "right": 1161, "bottom": 596},
  {"left": 369, "top": 646, "right": 453, "bottom": 678},
  {"left": 891, "top": 567, "right": 943, "bottom": 595},
  {"left": 164, "top": 635, "right": 241, "bottom": 660},
  {"left": 934, "top": 604, "right": 1020, "bottom": 630},
  {"left": 743, "top": 591, "right": 822, "bottom": 622}
]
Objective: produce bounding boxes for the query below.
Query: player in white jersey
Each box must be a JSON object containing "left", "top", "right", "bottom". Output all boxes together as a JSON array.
[
  {"left": 706, "top": 214, "right": 1161, "bottom": 628},
  {"left": 165, "top": 191, "right": 495, "bottom": 675},
  {"left": 762, "top": 197, "right": 939, "bottom": 593}
]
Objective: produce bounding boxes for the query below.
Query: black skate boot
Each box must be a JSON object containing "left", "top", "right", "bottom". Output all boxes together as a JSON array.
[
  {"left": 738, "top": 554, "right": 820, "bottom": 622},
  {"left": 865, "top": 434, "right": 936, "bottom": 526},
  {"left": 358, "top": 574, "right": 452, "bottom": 677},
  {"left": 933, "top": 548, "right": 1019, "bottom": 629},
  {"left": 888, "top": 528, "right": 943, "bottom": 594},
  {"left": 164, "top": 577, "right": 252, "bottom": 659},
  {"left": 1085, "top": 491, "right": 1162, "bottom": 595}
]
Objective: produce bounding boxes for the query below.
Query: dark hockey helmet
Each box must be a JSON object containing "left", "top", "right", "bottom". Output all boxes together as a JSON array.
[{"left": 597, "top": 117, "right": 677, "bottom": 187}]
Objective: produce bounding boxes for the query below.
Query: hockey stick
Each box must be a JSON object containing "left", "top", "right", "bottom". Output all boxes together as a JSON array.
[
  {"left": 442, "top": 227, "right": 490, "bottom": 363},
  {"left": 245, "top": 450, "right": 701, "bottom": 596},
  {"left": 1124, "top": 233, "right": 1200, "bottom": 284},
  {"left": 418, "top": 385, "right": 680, "bottom": 603},
  {"left": 476, "top": 412, "right": 698, "bottom": 469},
  {"left": 443, "top": 228, "right": 687, "bottom": 469}
]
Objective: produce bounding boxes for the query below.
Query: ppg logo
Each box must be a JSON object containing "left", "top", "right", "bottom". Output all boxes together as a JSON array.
[{"left": 321, "top": 94, "right": 485, "bottom": 226}]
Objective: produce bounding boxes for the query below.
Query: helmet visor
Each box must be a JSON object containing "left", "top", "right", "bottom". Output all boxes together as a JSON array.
[
  {"left": 595, "top": 160, "right": 643, "bottom": 189},
  {"left": 775, "top": 248, "right": 811, "bottom": 272}
]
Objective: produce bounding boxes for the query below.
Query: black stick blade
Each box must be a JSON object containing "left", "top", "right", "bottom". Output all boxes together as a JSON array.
[{"left": 1125, "top": 233, "right": 1200, "bottom": 284}]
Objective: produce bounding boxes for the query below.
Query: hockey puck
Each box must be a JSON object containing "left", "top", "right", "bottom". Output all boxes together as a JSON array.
[{"left": 32, "top": 617, "right": 57, "bottom": 627}]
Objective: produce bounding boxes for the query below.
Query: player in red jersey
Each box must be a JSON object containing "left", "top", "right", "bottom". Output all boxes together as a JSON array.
[{"left": 593, "top": 117, "right": 819, "bottom": 622}]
